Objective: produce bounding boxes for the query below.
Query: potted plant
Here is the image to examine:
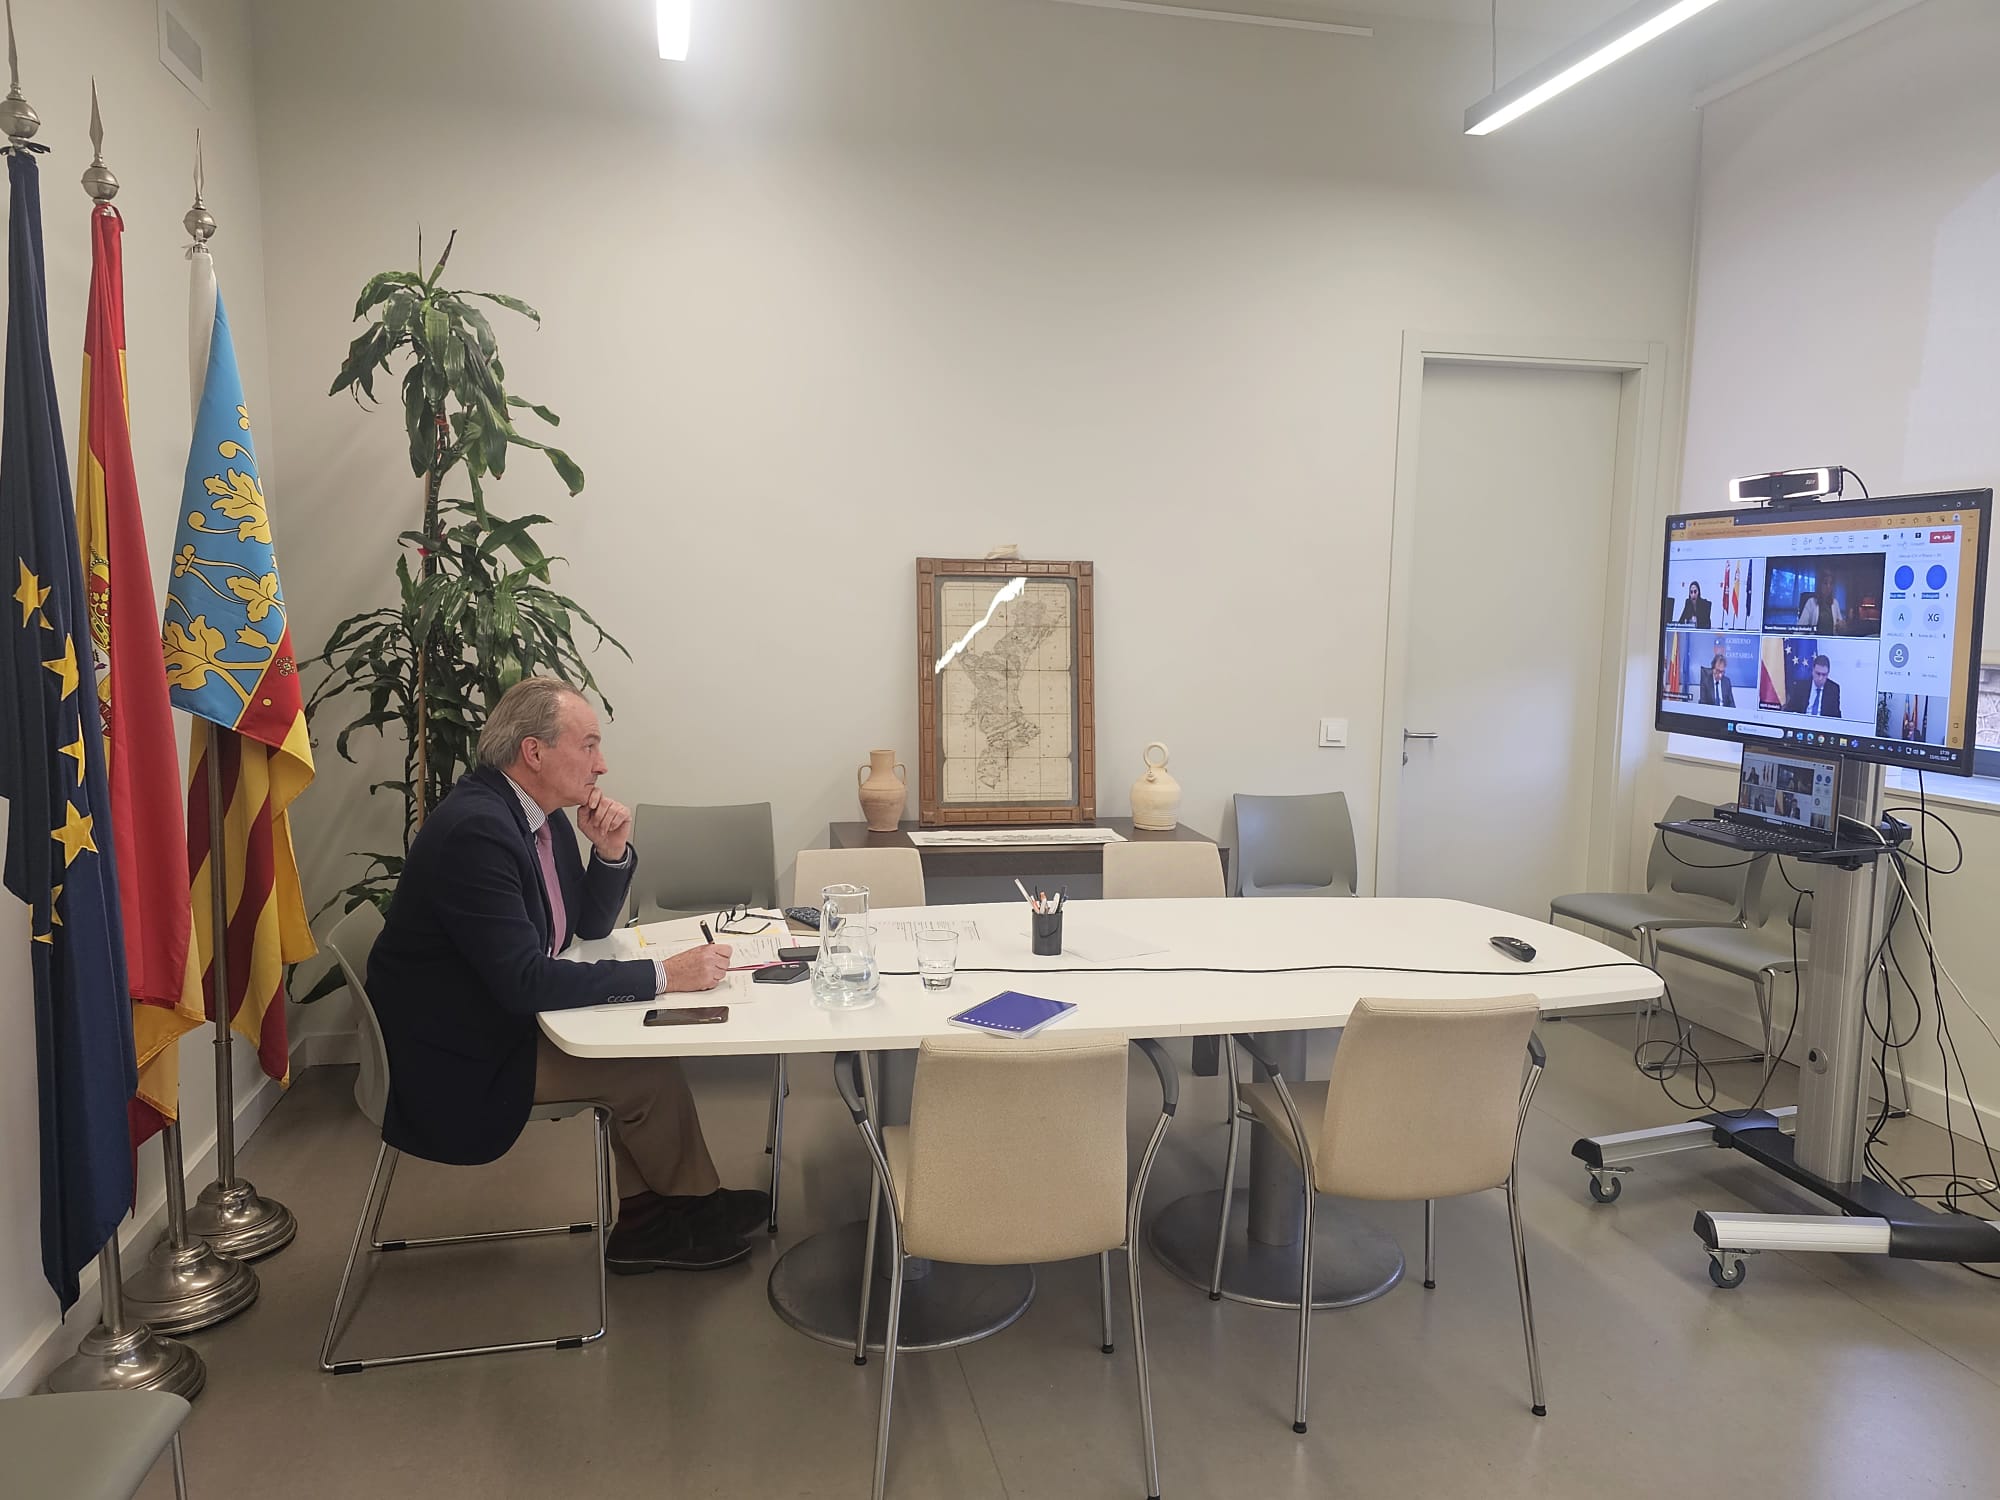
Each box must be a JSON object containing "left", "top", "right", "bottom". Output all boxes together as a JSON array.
[{"left": 307, "top": 232, "right": 626, "bottom": 940}]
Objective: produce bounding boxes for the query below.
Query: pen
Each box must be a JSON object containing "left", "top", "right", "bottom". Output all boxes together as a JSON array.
[
  {"left": 729, "top": 962, "right": 781, "bottom": 971},
  {"left": 1014, "top": 878, "right": 1035, "bottom": 905},
  {"left": 700, "top": 921, "right": 715, "bottom": 945}
]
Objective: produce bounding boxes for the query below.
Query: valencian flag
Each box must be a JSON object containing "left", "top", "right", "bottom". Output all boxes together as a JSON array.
[
  {"left": 0, "top": 148, "right": 136, "bottom": 1310},
  {"left": 163, "top": 248, "right": 316, "bottom": 1085},
  {"left": 78, "top": 196, "right": 204, "bottom": 1152}
]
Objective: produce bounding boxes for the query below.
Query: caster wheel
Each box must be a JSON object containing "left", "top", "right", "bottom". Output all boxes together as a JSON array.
[
  {"left": 1708, "top": 1256, "right": 1747, "bottom": 1289},
  {"left": 1587, "top": 1174, "right": 1623, "bottom": 1204}
]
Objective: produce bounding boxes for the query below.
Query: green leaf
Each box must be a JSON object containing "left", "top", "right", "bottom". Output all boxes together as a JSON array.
[
  {"left": 505, "top": 396, "right": 560, "bottom": 427},
  {"left": 352, "top": 271, "right": 408, "bottom": 321},
  {"left": 461, "top": 290, "right": 541, "bottom": 324}
]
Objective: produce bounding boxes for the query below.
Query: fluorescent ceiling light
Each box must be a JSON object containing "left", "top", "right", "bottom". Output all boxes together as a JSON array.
[
  {"left": 657, "top": 0, "right": 692, "bottom": 61},
  {"left": 1042, "top": 0, "right": 1371, "bottom": 37},
  {"left": 1464, "top": 0, "right": 1727, "bottom": 136}
]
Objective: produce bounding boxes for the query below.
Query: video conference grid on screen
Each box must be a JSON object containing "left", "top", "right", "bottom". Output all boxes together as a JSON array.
[
  {"left": 1738, "top": 748, "right": 1837, "bottom": 834},
  {"left": 1656, "top": 492, "right": 1990, "bottom": 773}
]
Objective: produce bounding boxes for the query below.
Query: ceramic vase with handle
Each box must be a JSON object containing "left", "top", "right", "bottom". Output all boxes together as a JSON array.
[
  {"left": 1130, "top": 742, "right": 1181, "bottom": 831},
  {"left": 858, "top": 749, "right": 907, "bottom": 832}
]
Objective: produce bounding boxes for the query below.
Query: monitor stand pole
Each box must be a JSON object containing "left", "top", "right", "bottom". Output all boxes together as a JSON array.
[{"left": 1570, "top": 761, "right": 2000, "bottom": 1286}]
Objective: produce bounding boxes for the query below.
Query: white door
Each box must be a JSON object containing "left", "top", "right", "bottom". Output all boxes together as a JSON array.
[{"left": 1392, "top": 361, "right": 1623, "bottom": 917}]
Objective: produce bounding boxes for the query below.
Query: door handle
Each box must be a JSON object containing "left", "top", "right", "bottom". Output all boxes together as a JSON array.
[{"left": 1402, "top": 730, "right": 1440, "bottom": 740}]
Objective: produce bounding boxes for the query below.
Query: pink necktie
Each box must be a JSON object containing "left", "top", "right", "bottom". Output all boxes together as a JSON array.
[{"left": 535, "top": 821, "right": 568, "bottom": 955}]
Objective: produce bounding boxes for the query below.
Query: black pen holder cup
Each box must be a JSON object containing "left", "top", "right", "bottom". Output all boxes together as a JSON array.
[{"left": 1031, "top": 909, "right": 1063, "bottom": 957}]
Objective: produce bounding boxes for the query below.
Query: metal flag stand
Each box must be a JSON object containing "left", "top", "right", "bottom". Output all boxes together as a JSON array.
[
  {"left": 12, "top": 44, "right": 205, "bottom": 1398},
  {"left": 178, "top": 149, "right": 296, "bottom": 1262}
]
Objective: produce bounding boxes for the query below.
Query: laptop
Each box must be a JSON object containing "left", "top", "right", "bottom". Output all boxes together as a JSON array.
[{"left": 1661, "top": 746, "right": 1843, "bottom": 854}]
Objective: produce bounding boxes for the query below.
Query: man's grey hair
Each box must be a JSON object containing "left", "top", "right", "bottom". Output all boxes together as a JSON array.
[{"left": 477, "top": 677, "right": 585, "bottom": 770}]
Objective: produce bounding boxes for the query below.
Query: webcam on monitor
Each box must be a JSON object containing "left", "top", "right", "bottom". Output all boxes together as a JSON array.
[{"left": 1729, "top": 467, "right": 1847, "bottom": 507}]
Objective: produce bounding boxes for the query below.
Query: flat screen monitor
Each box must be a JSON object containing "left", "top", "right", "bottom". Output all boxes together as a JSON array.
[{"left": 1656, "top": 489, "right": 1991, "bottom": 775}]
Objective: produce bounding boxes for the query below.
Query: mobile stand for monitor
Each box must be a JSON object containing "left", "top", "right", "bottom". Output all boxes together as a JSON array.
[{"left": 1576, "top": 774, "right": 2000, "bottom": 1285}]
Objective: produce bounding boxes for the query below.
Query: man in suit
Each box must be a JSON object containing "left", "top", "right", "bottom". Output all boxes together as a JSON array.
[
  {"left": 368, "top": 677, "right": 765, "bottom": 1272},
  {"left": 1786, "top": 654, "right": 1842, "bottom": 718},
  {"left": 1700, "top": 651, "right": 1736, "bottom": 707}
]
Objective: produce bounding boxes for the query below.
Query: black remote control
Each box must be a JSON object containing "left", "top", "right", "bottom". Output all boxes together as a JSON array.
[{"left": 1490, "top": 935, "right": 1536, "bottom": 963}]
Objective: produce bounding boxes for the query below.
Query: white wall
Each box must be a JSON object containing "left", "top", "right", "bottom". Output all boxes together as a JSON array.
[
  {"left": 248, "top": 0, "right": 1701, "bottom": 933},
  {"left": 0, "top": 0, "right": 281, "bottom": 1395},
  {"left": 1641, "top": 0, "right": 2000, "bottom": 1133}
]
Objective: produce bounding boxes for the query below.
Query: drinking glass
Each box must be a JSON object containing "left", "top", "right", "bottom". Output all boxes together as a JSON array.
[{"left": 916, "top": 928, "right": 959, "bottom": 991}]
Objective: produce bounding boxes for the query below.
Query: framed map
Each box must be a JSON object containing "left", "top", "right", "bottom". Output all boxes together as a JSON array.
[{"left": 916, "top": 558, "right": 1095, "bottom": 825}]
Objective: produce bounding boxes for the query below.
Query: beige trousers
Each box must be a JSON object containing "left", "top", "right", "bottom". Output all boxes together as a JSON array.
[{"left": 533, "top": 1034, "right": 721, "bottom": 1200}]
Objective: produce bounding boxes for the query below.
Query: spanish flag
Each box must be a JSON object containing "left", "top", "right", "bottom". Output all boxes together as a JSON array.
[
  {"left": 77, "top": 198, "right": 204, "bottom": 1151},
  {"left": 162, "top": 247, "right": 315, "bottom": 1084}
]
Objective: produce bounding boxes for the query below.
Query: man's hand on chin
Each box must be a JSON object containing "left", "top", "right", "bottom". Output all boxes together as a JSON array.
[{"left": 577, "top": 787, "right": 634, "bottom": 862}]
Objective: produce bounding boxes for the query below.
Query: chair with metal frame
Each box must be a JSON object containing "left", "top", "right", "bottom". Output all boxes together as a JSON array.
[
  {"left": 629, "top": 802, "right": 778, "bottom": 924},
  {"left": 1, "top": 1390, "right": 192, "bottom": 1500},
  {"left": 1227, "top": 995, "right": 1547, "bottom": 1435},
  {"left": 1548, "top": 795, "right": 1765, "bottom": 1062},
  {"left": 1652, "top": 855, "right": 1812, "bottom": 1074},
  {"left": 320, "top": 904, "right": 612, "bottom": 1375},
  {"left": 833, "top": 1035, "right": 1177, "bottom": 1500}
]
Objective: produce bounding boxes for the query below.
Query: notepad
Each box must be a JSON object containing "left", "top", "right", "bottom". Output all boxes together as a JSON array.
[{"left": 947, "top": 991, "right": 1076, "bottom": 1038}]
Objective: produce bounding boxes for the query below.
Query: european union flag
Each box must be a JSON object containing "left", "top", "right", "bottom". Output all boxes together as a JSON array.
[{"left": 0, "top": 147, "right": 135, "bottom": 1311}]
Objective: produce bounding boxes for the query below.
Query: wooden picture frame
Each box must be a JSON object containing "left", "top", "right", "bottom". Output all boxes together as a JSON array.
[{"left": 916, "top": 558, "right": 1095, "bottom": 826}]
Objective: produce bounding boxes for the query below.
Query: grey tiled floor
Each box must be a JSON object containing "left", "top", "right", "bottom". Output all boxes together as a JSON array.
[{"left": 140, "top": 1017, "right": 2000, "bottom": 1498}]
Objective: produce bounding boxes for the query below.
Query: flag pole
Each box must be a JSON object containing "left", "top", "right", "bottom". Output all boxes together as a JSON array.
[
  {"left": 75, "top": 82, "right": 260, "bottom": 1331},
  {"left": 15, "top": 24, "right": 205, "bottom": 1406},
  {"left": 177, "top": 149, "right": 295, "bottom": 1262}
]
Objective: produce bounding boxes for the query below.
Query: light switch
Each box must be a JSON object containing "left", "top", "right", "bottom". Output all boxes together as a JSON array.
[{"left": 1318, "top": 717, "right": 1347, "bottom": 748}]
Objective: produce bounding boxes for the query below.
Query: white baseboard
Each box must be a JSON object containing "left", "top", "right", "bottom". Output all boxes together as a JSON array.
[
  {"left": 290, "top": 1027, "right": 358, "bottom": 1071},
  {"left": 1, "top": 1062, "right": 290, "bottom": 1397}
]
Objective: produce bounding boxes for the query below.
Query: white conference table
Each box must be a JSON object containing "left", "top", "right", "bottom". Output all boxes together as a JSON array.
[{"left": 553, "top": 897, "right": 1657, "bottom": 1348}]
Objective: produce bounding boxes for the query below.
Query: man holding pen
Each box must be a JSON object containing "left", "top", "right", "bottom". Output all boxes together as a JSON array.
[{"left": 367, "top": 676, "right": 767, "bottom": 1272}]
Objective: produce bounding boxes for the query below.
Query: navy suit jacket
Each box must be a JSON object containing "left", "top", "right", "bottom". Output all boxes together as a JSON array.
[
  {"left": 367, "top": 765, "right": 657, "bottom": 1166},
  {"left": 1786, "top": 678, "right": 1842, "bottom": 718}
]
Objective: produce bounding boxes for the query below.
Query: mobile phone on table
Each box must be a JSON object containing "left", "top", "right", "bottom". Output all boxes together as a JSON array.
[
  {"left": 643, "top": 1005, "right": 730, "bottom": 1025},
  {"left": 753, "top": 962, "right": 811, "bottom": 984},
  {"left": 776, "top": 946, "right": 819, "bottom": 964}
]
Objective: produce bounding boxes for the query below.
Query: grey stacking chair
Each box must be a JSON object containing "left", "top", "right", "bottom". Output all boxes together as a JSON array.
[
  {"left": 1232, "top": 791, "right": 1358, "bottom": 897},
  {"left": 752, "top": 846, "right": 927, "bottom": 1236},
  {"left": 1101, "top": 839, "right": 1225, "bottom": 900},
  {"left": 629, "top": 803, "right": 783, "bottom": 1231},
  {"left": 1654, "top": 857, "right": 1812, "bottom": 1071},
  {"left": 1230, "top": 996, "right": 1547, "bottom": 1436},
  {"left": 834, "top": 1035, "right": 1177, "bottom": 1500},
  {"left": 630, "top": 802, "right": 778, "bottom": 923},
  {"left": 1549, "top": 795, "right": 1763, "bottom": 1058},
  {"left": 0, "top": 1390, "right": 190, "bottom": 1499},
  {"left": 320, "top": 905, "right": 612, "bottom": 1375}
]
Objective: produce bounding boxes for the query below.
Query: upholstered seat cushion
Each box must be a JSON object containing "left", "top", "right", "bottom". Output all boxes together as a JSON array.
[
  {"left": 0, "top": 1392, "right": 188, "bottom": 1500},
  {"left": 1654, "top": 923, "right": 1803, "bottom": 982},
  {"left": 1547, "top": 888, "right": 1735, "bottom": 939}
]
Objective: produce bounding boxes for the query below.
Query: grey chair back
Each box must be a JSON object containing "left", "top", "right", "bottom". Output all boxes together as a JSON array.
[
  {"left": 1233, "top": 791, "right": 1357, "bottom": 897},
  {"left": 1648, "top": 794, "right": 1759, "bottom": 911},
  {"left": 327, "top": 903, "right": 391, "bottom": 1129},
  {"left": 1749, "top": 855, "right": 1817, "bottom": 933},
  {"left": 632, "top": 802, "right": 777, "bottom": 922}
]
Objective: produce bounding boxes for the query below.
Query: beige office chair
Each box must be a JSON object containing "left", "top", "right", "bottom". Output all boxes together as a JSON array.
[
  {"left": 793, "top": 846, "right": 928, "bottom": 909},
  {"left": 1229, "top": 996, "right": 1546, "bottom": 1435},
  {"left": 835, "top": 1035, "right": 1177, "bottom": 1500},
  {"left": 1, "top": 1391, "right": 191, "bottom": 1500},
  {"left": 321, "top": 905, "right": 613, "bottom": 1374},
  {"left": 1549, "top": 796, "right": 1763, "bottom": 1063},
  {"left": 1102, "top": 840, "right": 1225, "bottom": 900},
  {"left": 1654, "top": 856, "right": 1810, "bottom": 1073}
]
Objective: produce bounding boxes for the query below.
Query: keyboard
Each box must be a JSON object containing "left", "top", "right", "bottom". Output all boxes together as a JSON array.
[{"left": 1675, "top": 818, "right": 1820, "bottom": 851}]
